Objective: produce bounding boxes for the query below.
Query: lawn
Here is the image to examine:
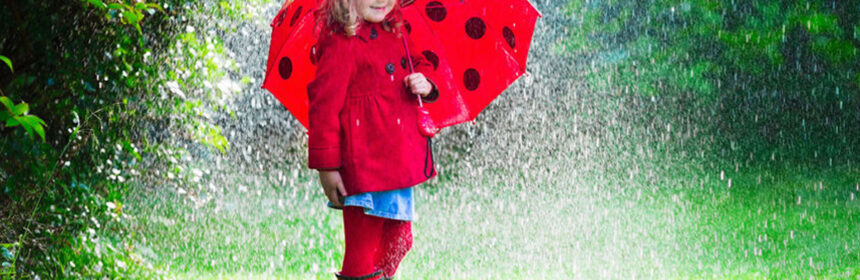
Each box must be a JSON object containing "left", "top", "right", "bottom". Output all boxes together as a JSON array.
[{"left": 126, "top": 151, "right": 860, "bottom": 279}]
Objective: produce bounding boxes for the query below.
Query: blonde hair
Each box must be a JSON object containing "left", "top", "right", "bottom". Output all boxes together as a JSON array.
[
  {"left": 315, "top": 0, "right": 360, "bottom": 36},
  {"left": 315, "top": 0, "right": 403, "bottom": 37}
]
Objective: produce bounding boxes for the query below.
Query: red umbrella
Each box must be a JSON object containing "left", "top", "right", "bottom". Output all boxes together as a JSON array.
[{"left": 262, "top": 0, "right": 541, "bottom": 129}]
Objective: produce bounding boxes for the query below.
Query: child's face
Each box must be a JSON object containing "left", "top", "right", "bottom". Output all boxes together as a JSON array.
[{"left": 354, "top": 0, "right": 396, "bottom": 23}]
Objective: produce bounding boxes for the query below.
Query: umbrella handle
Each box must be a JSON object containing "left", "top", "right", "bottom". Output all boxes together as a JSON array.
[{"left": 400, "top": 30, "right": 423, "bottom": 107}]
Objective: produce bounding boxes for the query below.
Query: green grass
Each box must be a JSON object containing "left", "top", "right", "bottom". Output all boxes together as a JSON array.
[
  {"left": 124, "top": 156, "right": 860, "bottom": 279},
  {"left": 675, "top": 164, "right": 860, "bottom": 278}
]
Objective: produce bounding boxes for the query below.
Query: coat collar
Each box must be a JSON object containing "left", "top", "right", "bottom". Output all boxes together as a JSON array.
[{"left": 355, "top": 20, "right": 397, "bottom": 42}]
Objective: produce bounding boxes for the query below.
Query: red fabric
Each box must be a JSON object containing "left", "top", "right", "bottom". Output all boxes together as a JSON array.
[
  {"left": 306, "top": 21, "right": 437, "bottom": 194},
  {"left": 342, "top": 207, "right": 413, "bottom": 279},
  {"left": 263, "top": 0, "right": 541, "bottom": 129}
]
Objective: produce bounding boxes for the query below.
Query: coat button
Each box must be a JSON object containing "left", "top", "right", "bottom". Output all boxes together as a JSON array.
[
  {"left": 385, "top": 63, "right": 395, "bottom": 74},
  {"left": 370, "top": 27, "right": 378, "bottom": 39}
]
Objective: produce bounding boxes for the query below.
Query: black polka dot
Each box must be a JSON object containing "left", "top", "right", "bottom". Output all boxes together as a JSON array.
[
  {"left": 403, "top": 20, "right": 412, "bottom": 34},
  {"left": 503, "top": 27, "right": 516, "bottom": 49},
  {"left": 279, "top": 57, "right": 293, "bottom": 80},
  {"left": 309, "top": 44, "right": 318, "bottom": 65},
  {"left": 401, "top": 57, "right": 408, "bottom": 70},
  {"left": 465, "top": 17, "right": 486, "bottom": 39},
  {"left": 425, "top": 1, "right": 446, "bottom": 22},
  {"left": 370, "top": 27, "right": 378, "bottom": 39},
  {"left": 463, "top": 68, "right": 480, "bottom": 91},
  {"left": 421, "top": 51, "right": 439, "bottom": 70},
  {"left": 386, "top": 63, "right": 396, "bottom": 74},
  {"left": 275, "top": 8, "right": 288, "bottom": 26},
  {"left": 290, "top": 6, "right": 303, "bottom": 27}
]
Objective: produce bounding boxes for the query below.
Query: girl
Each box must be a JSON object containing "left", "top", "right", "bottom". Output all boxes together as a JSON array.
[{"left": 306, "top": 0, "right": 439, "bottom": 279}]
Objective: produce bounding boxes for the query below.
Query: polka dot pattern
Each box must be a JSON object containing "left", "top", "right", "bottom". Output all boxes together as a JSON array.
[
  {"left": 386, "top": 63, "right": 396, "bottom": 74},
  {"left": 290, "top": 6, "right": 303, "bottom": 27},
  {"left": 425, "top": 1, "right": 446, "bottom": 22},
  {"left": 370, "top": 27, "right": 378, "bottom": 39},
  {"left": 275, "top": 9, "right": 287, "bottom": 26},
  {"left": 465, "top": 17, "right": 486, "bottom": 39},
  {"left": 463, "top": 68, "right": 480, "bottom": 91},
  {"left": 421, "top": 50, "right": 439, "bottom": 70},
  {"left": 279, "top": 57, "right": 293, "bottom": 80},
  {"left": 503, "top": 27, "right": 516, "bottom": 49},
  {"left": 403, "top": 20, "right": 412, "bottom": 34}
]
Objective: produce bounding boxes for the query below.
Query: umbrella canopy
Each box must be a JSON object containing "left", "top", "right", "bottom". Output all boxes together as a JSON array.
[{"left": 263, "top": 0, "right": 541, "bottom": 129}]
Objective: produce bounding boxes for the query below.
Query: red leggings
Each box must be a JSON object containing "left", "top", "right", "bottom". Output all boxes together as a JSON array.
[{"left": 340, "top": 206, "right": 413, "bottom": 279}]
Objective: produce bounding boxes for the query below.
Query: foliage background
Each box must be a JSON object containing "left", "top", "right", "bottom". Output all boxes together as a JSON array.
[
  {"left": 1, "top": 0, "right": 248, "bottom": 278},
  {"left": 559, "top": 0, "right": 859, "bottom": 163}
]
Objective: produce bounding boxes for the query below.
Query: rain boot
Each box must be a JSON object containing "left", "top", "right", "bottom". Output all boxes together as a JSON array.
[{"left": 335, "top": 270, "right": 383, "bottom": 280}]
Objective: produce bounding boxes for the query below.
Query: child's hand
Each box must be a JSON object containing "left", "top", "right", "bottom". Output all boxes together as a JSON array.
[
  {"left": 318, "top": 170, "right": 347, "bottom": 207},
  {"left": 404, "top": 73, "right": 432, "bottom": 97}
]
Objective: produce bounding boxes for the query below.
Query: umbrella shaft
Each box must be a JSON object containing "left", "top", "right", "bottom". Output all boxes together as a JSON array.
[{"left": 401, "top": 31, "right": 423, "bottom": 107}]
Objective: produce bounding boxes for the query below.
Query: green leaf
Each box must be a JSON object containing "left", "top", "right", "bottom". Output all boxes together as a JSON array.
[
  {"left": 31, "top": 119, "right": 46, "bottom": 142},
  {"left": 0, "top": 55, "right": 11, "bottom": 73},
  {"left": 86, "top": 0, "right": 106, "bottom": 9},
  {"left": 107, "top": 3, "right": 124, "bottom": 10},
  {"left": 145, "top": 3, "right": 164, "bottom": 12},
  {"left": 5, "top": 118, "right": 19, "bottom": 127},
  {"left": 12, "top": 115, "right": 46, "bottom": 141},
  {"left": 123, "top": 10, "right": 141, "bottom": 24},
  {"left": 11, "top": 102, "right": 28, "bottom": 115},
  {"left": 0, "top": 96, "right": 12, "bottom": 111},
  {"left": 13, "top": 116, "right": 33, "bottom": 139}
]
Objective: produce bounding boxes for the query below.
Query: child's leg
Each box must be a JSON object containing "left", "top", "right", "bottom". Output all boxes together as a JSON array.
[
  {"left": 341, "top": 207, "right": 385, "bottom": 279},
  {"left": 376, "top": 219, "right": 413, "bottom": 277}
]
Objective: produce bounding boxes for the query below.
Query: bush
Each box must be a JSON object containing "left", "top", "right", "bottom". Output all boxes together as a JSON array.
[
  {"left": 0, "top": 0, "right": 246, "bottom": 277},
  {"left": 560, "top": 0, "right": 860, "bottom": 161}
]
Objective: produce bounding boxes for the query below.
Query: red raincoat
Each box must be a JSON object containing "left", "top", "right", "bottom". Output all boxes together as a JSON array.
[{"left": 307, "top": 20, "right": 439, "bottom": 195}]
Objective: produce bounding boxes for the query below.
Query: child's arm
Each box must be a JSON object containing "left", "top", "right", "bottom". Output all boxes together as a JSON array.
[
  {"left": 306, "top": 35, "right": 356, "bottom": 171},
  {"left": 405, "top": 33, "right": 441, "bottom": 103}
]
